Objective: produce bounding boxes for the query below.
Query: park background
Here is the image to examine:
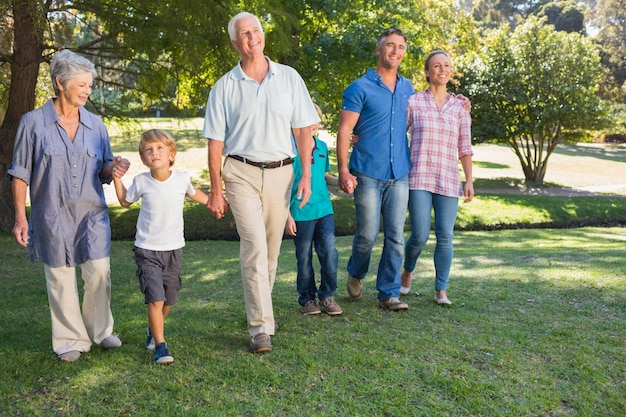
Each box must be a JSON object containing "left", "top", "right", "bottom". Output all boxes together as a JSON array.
[
  {"left": 1, "top": 117, "right": 625, "bottom": 416},
  {"left": 1, "top": 0, "right": 626, "bottom": 415}
]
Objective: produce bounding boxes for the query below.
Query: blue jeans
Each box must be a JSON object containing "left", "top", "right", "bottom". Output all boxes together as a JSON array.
[
  {"left": 404, "top": 190, "right": 459, "bottom": 291},
  {"left": 293, "top": 214, "right": 338, "bottom": 305},
  {"left": 348, "top": 173, "right": 408, "bottom": 300}
]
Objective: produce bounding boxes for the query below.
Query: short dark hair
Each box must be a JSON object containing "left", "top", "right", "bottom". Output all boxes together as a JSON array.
[{"left": 376, "top": 28, "right": 407, "bottom": 50}]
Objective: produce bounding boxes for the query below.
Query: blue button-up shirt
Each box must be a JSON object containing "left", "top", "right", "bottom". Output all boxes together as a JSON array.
[
  {"left": 8, "top": 99, "right": 114, "bottom": 267},
  {"left": 341, "top": 68, "right": 414, "bottom": 180}
]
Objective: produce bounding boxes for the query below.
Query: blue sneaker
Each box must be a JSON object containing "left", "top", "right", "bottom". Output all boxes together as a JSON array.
[
  {"left": 154, "top": 342, "right": 174, "bottom": 364},
  {"left": 146, "top": 328, "right": 155, "bottom": 350}
]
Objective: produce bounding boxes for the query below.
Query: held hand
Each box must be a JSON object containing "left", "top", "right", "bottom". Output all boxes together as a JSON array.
[
  {"left": 207, "top": 191, "right": 229, "bottom": 220},
  {"left": 12, "top": 218, "right": 29, "bottom": 247},
  {"left": 112, "top": 155, "right": 131, "bottom": 178},
  {"left": 458, "top": 95, "right": 472, "bottom": 112},
  {"left": 338, "top": 171, "right": 357, "bottom": 195}
]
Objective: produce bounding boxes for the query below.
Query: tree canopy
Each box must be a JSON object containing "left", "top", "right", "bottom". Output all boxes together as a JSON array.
[
  {"left": 0, "top": 0, "right": 623, "bottom": 231},
  {"left": 456, "top": 17, "right": 606, "bottom": 182}
]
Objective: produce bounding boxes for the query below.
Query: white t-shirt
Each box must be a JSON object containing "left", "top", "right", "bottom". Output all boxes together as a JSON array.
[{"left": 125, "top": 171, "right": 196, "bottom": 251}]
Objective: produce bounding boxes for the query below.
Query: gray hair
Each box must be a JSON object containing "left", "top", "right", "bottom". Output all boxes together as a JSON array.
[
  {"left": 227, "top": 12, "right": 263, "bottom": 41},
  {"left": 50, "top": 49, "right": 98, "bottom": 96}
]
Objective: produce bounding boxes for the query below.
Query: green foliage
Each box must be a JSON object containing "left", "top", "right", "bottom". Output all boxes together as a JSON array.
[
  {"left": 456, "top": 17, "right": 607, "bottom": 182},
  {"left": 587, "top": 0, "right": 626, "bottom": 100},
  {"left": 291, "top": 0, "right": 479, "bottom": 131},
  {"left": 535, "top": 0, "right": 585, "bottom": 33}
]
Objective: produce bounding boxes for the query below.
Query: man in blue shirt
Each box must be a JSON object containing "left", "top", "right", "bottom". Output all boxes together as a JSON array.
[{"left": 336, "top": 28, "right": 414, "bottom": 311}]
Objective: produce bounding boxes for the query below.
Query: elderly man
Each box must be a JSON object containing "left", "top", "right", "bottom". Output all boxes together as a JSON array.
[{"left": 203, "top": 12, "right": 319, "bottom": 353}]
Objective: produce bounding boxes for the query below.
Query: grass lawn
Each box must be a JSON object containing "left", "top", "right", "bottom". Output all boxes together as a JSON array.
[{"left": 1, "top": 227, "right": 625, "bottom": 416}]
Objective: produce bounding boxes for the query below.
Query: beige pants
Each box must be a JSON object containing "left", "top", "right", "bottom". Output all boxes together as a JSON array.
[
  {"left": 43, "top": 257, "right": 114, "bottom": 355},
  {"left": 223, "top": 157, "right": 294, "bottom": 337}
]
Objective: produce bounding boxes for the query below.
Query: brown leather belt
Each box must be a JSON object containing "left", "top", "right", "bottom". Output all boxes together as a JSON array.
[{"left": 229, "top": 154, "right": 294, "bottom": 169}]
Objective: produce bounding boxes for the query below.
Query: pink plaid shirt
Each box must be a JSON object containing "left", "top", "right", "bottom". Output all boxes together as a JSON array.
[{"left": 407, "top": 89, "right": 472, "bottom": 197}]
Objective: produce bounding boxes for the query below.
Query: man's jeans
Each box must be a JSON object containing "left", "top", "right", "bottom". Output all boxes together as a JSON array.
[
  {"left": 404, "top": 190, "right": 458, "bottom": 291},
  {"left": 347, "top": 173, "right": 408, "bottom": 300},
  {"left": 292, "top": 214, "right": 338, "bottom": 305}
]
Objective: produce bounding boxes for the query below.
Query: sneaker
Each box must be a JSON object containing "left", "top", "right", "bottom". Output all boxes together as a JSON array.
[
  {"left": 154, "top": 342, "right": 174, "bottom": 364},
  {"left": 301, "top": 300, "right": 321, "bottom": 315},
  {"left": 101, "top": 334, "right": 122, "bottom": 349},
  {"left": 378, "top": 297, "right": 409, "bottom": 311},
  {"left": 319, "top": 297, "right": 343, "bottom": 315},
  {"left": 249, "top": 332, "right": 272, "bottom": 353},
  {"left": 58, "top": 350, "right": 81, "bottom": 362},
  {"left": 146, "top": 328, "right": 155, "bottom": 350},
  {"left": 347, "top": 275, "right": 363, "bottom": 299}
]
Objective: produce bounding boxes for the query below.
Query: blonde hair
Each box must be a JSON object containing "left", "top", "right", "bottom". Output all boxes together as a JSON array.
[
  {"left": 313, "top": 103, "right": 323, "bottom": 120},
  {"left": 139, "top": 129, "right": 177, "bottom": 167}
]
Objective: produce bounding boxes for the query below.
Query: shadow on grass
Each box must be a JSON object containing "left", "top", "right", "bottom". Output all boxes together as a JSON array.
[
  {"left": 1, "top": 229, "right": 624, "bottom": 415},
  {"left": 553, "top": 142, "right": 626, "bottom": 164}
]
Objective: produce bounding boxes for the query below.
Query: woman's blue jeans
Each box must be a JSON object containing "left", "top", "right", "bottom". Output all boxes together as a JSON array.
[
  {"left": 292, "top": 214, "right": 338, "bottom": 305},
  {"left": 404, "top": 190, "right": 458, "bottom": 291},
  {"left": 347, "top": 173, "right": 408, "bottom": 300}
]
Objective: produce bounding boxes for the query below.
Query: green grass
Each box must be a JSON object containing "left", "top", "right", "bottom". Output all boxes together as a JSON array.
[
  {"left": 107, "top": 192, "right": 626, "bottom": 241},
  {"left": 1, "top": 227, "right": 625, "bottom": 416}
]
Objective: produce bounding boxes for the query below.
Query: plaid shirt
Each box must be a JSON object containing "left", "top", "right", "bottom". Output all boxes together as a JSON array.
[{"left": 407, "top": 89, "right": 472, "bottom": 197}]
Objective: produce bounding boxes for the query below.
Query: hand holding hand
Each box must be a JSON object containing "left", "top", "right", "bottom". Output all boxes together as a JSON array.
[{"left": 112, "top": 155, "right": 131, "bottom": 178}]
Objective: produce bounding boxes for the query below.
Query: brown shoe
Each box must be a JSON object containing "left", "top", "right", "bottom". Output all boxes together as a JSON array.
[
  {"left": 319, "top": 297, "right": 343, "bottom": 315},
  {"left": 378, "top": 297, "right": 409, "bottom": 311},
  {"left": 347, "top": 275, "right": 363, "bottom": 299},
  {"left": 249, "top": 332, "right": 272, "bottom": 353},
  {"left": 301, "top": 300, "right": 321, "bottom": 315}
]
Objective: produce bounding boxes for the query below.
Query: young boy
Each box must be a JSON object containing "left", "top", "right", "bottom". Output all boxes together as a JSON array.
[
  {"left": 113, "top": 129, "right": 209, "bottom": 364},
  {"left": 286, "top": 105, "right": 349, "bottom": 315}
]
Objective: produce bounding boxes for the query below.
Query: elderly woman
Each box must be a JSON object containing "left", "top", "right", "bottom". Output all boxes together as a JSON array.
[
  {"left": 400, "top": 50, "right": 474, "bottom": 305},
  {"left": 9, "top": 50, "right": 129, "bottom": 361}
]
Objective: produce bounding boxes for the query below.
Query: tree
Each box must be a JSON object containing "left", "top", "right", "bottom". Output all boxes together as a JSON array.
[
  {"left": 0, "top": 0, "right": 481, "bottom": 231},
  {"left": 0, "top": 0, "right": 306, "bottom": 232},
  {"left": 456, "top": 17, "right": 607, "bottom": 182},
  {"left": 587, "top": 0, "right": 626, "bottom": 101},
  {"left": 292, "top": 0, "right": 478, "bottom": 129},
  {"left": 535, "top": 0, "right": 585, "bottom": 33}
]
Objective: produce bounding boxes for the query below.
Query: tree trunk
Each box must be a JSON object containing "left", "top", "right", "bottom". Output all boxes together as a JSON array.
[{"left": 0, "top": 0, "right": 44, "bottom": 232}]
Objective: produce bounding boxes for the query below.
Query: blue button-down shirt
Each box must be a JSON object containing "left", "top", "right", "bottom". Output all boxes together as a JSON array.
[
  {"left": 341, "top": 68, "right": 414, "bottom": 180},
  {"left": 8, "top": 99, "right": 114, "bottom": 267}
]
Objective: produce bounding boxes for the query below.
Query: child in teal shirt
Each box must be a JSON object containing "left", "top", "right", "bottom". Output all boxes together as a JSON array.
[{"left": 286, "top": 105, "right": 346, "bottom": 315}]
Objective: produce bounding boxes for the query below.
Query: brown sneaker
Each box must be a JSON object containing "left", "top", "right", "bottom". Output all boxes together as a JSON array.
[
  {"left": 249, "top": 332, "right": 272, "bottom": 353},
  {"left": 301, "top": 300, "right": 321, "bottom": 315},
  {"left": 346, "top": 275, "right": 363, "bottom": 299},
  {"left": 378, "top": 297, "right": 409, "bottom": 311},
  {"left": 319, "top": 297, "right": 343, "bottom": 315}
]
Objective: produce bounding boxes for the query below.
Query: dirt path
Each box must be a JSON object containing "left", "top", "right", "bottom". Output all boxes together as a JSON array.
[{"left": 103, "top": 138, "right": 626, "bottom": 204}]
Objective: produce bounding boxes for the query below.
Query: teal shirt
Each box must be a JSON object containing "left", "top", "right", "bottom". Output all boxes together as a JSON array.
[{"left": 290, "top": 136, "right": 334, "bottom": 221}]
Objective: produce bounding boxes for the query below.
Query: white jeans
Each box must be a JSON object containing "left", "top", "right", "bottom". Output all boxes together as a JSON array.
[
  {"left": 43, "top": 257, "right": 114, "bottom": 355},
  {"left": 223, "top": 157, "right": 293, "bottom": 337}
]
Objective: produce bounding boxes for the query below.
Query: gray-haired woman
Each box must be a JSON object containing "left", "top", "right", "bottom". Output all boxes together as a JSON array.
[{"left": 9, "top": 49, "right": 130, "bottom": 362}]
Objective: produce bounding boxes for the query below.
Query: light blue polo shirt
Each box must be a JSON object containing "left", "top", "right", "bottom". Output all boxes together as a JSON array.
[
  {"left": 342, "top": 68, "right": 414, "bottom": 180},
  {"left": 203, "top": 57, "right": 320, "bottom": 162}
]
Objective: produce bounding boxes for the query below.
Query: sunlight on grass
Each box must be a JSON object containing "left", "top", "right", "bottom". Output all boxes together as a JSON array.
[{"left": 2, "top": 228, "right": 624, "bottom": 416}]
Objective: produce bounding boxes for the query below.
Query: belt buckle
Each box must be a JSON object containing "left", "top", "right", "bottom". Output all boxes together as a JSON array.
[{"left": 260, "top": 161, "right": 267, "bottom": 169}]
